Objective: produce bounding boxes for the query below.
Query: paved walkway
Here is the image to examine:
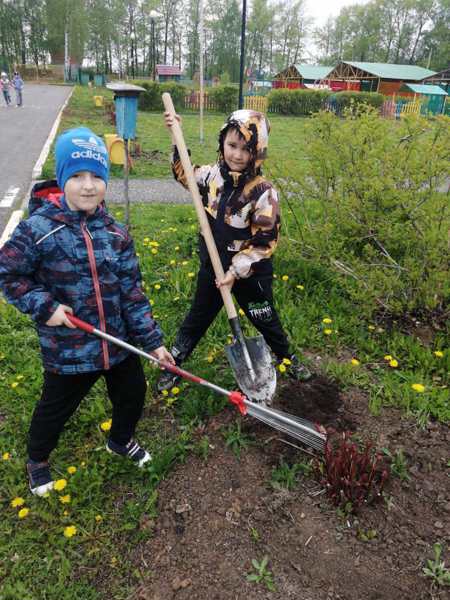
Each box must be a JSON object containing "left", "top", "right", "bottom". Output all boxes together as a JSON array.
[
  {"left": 105, "top": 178, "right": 190, "bottom": 204},
  {"left": 0, "top": 83, "right": 73, "bottom": 236}
]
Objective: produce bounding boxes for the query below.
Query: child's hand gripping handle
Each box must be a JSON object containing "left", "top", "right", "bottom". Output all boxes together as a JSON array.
[
  {"left": 161, "top": 92, "right": 238, "bottom": 321},
  {"left": 66, "top": 314, "right": 95, "bottom": 333}
]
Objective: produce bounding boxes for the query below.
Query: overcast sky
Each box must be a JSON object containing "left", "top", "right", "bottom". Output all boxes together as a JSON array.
[{"left": 306, "top": 0, "right": 369, "bottom": 25}]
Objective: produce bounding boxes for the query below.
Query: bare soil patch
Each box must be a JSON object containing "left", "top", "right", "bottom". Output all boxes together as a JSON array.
[{"left": 127, "top": 376, "right": 449, "bottom": 600}]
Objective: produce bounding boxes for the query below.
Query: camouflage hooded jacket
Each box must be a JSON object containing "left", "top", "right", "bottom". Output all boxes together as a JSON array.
[
  {"left": 0, "top": 180, "right": 163, "bottom": 374},
  {"left": 172, "top": 110, "right": 280, "bottom": 279}
]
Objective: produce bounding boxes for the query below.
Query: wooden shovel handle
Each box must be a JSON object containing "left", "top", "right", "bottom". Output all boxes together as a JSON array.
[{"left": 162, "top": 92, "right": 237, "bottom": 320}]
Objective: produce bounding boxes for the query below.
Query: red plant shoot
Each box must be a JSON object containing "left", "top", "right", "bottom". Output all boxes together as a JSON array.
[{"left": 319, "top": 431, "right": 390, "bottom": 512}]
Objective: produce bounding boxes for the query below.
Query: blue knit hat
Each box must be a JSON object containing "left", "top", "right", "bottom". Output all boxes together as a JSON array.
[{"left": 55, "top": 127, "right": 109, "bottom": 191}]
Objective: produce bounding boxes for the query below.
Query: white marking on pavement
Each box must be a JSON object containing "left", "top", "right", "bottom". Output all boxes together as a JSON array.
[
  {"left": 31, "top": 86, "right": 75, "bottom": 180},
  {"left": 0, "top": 187, "right": 20, "bottom": 208},
  {"left": 0, "top": 210, "right": 23, "bottom": 248}
]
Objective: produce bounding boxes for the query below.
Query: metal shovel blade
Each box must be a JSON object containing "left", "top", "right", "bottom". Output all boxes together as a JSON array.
[{"left": 225, "top": 335, "right": 277, "bottom": 404}]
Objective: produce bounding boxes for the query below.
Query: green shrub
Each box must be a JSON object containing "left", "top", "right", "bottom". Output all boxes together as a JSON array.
[
  {"left": 281, "top": 109, "right": 450, "bottom": 316},
  {"left": 268, "top": 88, "right": 331, "bottom": 115},
  {"left": 208, "top": 85, "right": 239, "bottom": 113},
  {"left": 136, "top": 81, "right": 186, "bottom": 111},
  {"left": 333, "top": 91, "right": 385, "bottom": 111}
]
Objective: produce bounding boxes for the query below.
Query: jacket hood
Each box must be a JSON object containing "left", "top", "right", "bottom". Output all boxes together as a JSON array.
[{"left": 218, "top": 109, "right": 270, "bottom": 175}]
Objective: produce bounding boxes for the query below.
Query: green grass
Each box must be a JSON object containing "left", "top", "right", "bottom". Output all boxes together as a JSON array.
[
  {"left": 41, "top": 85, "right": 312, "bottom": 180},
  {"left": 2, "top": 109, "right": 449, "bottom": 599}
]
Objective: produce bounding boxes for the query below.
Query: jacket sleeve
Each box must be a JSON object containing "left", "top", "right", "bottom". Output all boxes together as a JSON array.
[
  {"left": 171, "top": 145, "right": 211, "bottom": 190},
  {"left": 231, "top": 185, "right": 280, "bottom": 279},
  {"left": 0, "top": 220, "right": 59, "bottom": 323},
  {"left": 118, "top": 233, "right": 164, "bottom": 352}
]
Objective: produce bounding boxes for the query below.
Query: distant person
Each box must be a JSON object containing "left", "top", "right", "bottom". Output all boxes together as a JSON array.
[
  {"left": 12, "top": 71, "right": 24, "bottom": 107},
  {"left": 0, "top": 72, "right": 11, "bottom": 106}
]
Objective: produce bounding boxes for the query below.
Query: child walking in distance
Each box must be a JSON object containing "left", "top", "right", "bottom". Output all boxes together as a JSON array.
[
  {"left": 0, "top": 72, "right": 11, "bottom": 106},
  {"left": 12, "top": 71, "right": 24, "bottom": 107},
  {"left": 157, "top": 109, "right": 312, "bottom": 392},
  {"left": 0, "top": 127, "right": 174, "bottom": 496}
]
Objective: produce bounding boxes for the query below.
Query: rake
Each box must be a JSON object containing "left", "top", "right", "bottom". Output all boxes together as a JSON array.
[{"left": 67, "top": 315, "right": 327, "bottom": 452}]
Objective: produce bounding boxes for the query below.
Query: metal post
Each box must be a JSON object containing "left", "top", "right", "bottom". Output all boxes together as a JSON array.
[
  {"left": 151, "top": 19, "right": 156, "bottom": 80},
  {"left": 238, "top": 0, "right": 247, "bottom": 109},
  {"left": 199, "top": 0, "right": 204, "bottom": 143},
  {"left": 124, "top": 139, "right": 130, "bottom": 227}
]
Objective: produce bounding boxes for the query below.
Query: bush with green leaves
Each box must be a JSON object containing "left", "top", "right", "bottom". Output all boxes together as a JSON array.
[
  {"left": 268, "top": 88, "right": 330, "bottom": 115},
  {"left": 208, "top": 85, "right": 239, "bottom": 113},
  {"left": 136, "top": 81, "right": 186, "bottom": 112},
  {"left": 332, "top": 91, "right": 384, "bottom": 112},
  {"left": 283, "top": 109, "right": 449, "bottom": 317}
]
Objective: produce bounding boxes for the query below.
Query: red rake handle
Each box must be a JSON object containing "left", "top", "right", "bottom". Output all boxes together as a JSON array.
[{"left": 66, "top": 314, "right": 247, "bottom": 415}]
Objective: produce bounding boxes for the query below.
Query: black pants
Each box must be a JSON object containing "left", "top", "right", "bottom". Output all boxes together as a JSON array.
[
  {"left": 173, "top": 265, "right": 291, "bottom": 363},
  {"left": 28, "top": 354, "right": 146, "bottom": 462}
]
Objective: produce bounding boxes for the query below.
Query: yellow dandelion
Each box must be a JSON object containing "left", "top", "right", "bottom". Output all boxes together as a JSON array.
[
  {"left": 323, "top": 329, "right": 333, "bottom": 335},
  {"left": 322, "top": 318, "right": 333, "bottom": 324},
  {"left": 273, "top": 274, "right": 278, "bottom": 279},
  {"left": 67, "top": 466, "right": 77, "bottom": 475},
  {"left": 278, "top": 363, "right": 287, "bottom": 373},
  {"left": 368, "top": 325, "right": 375, "bottom": 330},
  {"left": 100, "top": 419, "right": 112, "bottom": 432},
  {"left": 171, "top": 387, "right": 180, "bottom": 395},
  {"left": 182, "top": 261, "right": 188, "bottom": 266},
  {"left": 149, "top": 241, "right": 160, "bottom": 247},
  {"left": 136, "top": 252, "right": 140, "bottom": 257},
  {"left": 151, "top": 248, "right": 158, "bottom": 255},
  {"left": 81, "top": 461, "right": 86, "bottom": 467},
  {"left": 383, "top": 355, "right": 393, "bottom": 361},
  {"left": 59, "top": 494, "right": 71, "bottom": 504},
  {"left": 170, "top": 259, "right": 176, "bottom": 265},
  {"left": 11, "top": 497, "right": 25, "bottom": 508},
  {"left": 296, "top": 284, "right": 304, "bottom": 290},
  {"left": 95, "top": 515, "right": 103, "bottom": 523},
  {"left": 206, "top": 355, "right": 214, "bottom": 363},
  {"left": 434, "top": 350, "right": 444, "bottom": 358},
  {"left": 282, "top": 358, "right": 292, "bottom": 366},
  {"left": 18, "top": 508, "right": 29, "bottom": 519},
  {"left": 175, "top": 246, "right": 180, "bottom": 251},
  {"left": 154, "top": 284, "right": 161, "bottom": 290},
  {"left": 144, "top": 237, "right": 150, "bottom": 243},
  {"left": 238, "top": 308, "right": 245, "bottom": 316},
  {"left": 63, "top": 525, "right": 77, "bottom": 538},
  {"left": 153, "top": 314, "right": 159, "bottom": 319},
  {"left": 162, "top": 390, "right": 169, "bottom": 397},
  {"left": 2, "top": 452, "right": 10, "bottom": 460},
  {"left": 11, "top": 382, "right": 19, "bottom": 389},
  {"left": 63, "top": 510, "right": 69, "bottom": 516},
  {"left": 411, "top": 383, "right": 425, "bottom": 393},
  {"left": 54, "top": 479, "right": 67, "bottom": 492},
  {"left": 389, "top": 359, "right": 399, "bottom": 368},
  {"left": 16, "top": 375, "right": 24, "bottom": 380},
  {"left": 187, "top": 272, "right": 195, "bottom": 278},
  {"left": 149, "top": 299, "right": 154, "bottom": 306},
  {"left": 282, "top": 275, "right": 289, "bottom": 281},
  {"left": 351, "top": 358, "right": 360, "bottom": 366},
  {"left": 174, "top": 296, "right": 180, "bottom": 301}
]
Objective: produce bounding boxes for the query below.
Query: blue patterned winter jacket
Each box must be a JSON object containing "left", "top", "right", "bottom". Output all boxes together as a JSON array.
[{"left": 0, "top": 180, "right": 163, "bottom": 374}]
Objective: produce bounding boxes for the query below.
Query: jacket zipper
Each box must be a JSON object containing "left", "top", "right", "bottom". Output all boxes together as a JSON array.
[{"left": 81, "top": 220, "right": 110, "bottom": 369}]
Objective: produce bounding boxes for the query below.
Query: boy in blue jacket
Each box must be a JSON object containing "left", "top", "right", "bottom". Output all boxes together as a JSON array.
[{"left": 0, "top": 127, "right": 174, "bottom": 496}]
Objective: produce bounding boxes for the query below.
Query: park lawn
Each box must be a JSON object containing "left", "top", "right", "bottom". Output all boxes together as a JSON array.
[
  {"left": 41, "top": 85, "right": 312, "bottom": 181},
  {"left": 1, "top": 202, "right": 448, "bottom": 600}
]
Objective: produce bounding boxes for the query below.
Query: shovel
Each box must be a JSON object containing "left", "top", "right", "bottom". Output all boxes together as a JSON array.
[
  {"left": 162, "top": 92, "right": 276, "bottom": 404},
  {"left": 66, "top": 315, "right": 326, "bottom": 452}
]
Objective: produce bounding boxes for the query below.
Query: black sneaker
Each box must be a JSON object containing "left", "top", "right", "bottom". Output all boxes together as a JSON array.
[
  {"left": 156, "top": 369, "right": 181, "bottom": 393},
  {"left": 106, "top": 438, "right": 152, "bottom": 467},
  {"left": 280, "top": 354, "right": 313, "bottom": 382},
  {"left": 27, "top": 460, "right": 54, "bottom": 496}
]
